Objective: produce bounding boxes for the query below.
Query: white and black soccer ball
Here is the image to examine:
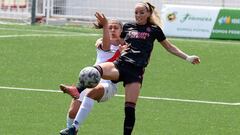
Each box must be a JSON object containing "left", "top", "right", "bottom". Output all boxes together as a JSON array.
[{"left": 79, "top": 66, "right": 101, "bottom": 88}]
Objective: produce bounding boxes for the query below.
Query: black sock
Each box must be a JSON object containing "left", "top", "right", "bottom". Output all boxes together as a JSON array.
[
  {"left": 124, "top": 102, "right": 136, "bottom": 135},
  {"left": 93, "top": 65, "right": 103, "bottom": 76},
  {"left": 76, "top": 82, "right": 85, "bottom": 93}
]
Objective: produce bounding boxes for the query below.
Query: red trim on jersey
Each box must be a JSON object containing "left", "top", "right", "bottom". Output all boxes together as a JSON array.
[{"left": 106, "top": 50, "right": 121, "bottom": 62}]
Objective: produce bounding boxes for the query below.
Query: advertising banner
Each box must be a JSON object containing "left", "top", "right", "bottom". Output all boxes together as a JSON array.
[
  {"left": 161, "top": 5, "right": 220, "bottom": 38},
  {"left": 210, "top": 9, "right": 240, "bottom": 40}
]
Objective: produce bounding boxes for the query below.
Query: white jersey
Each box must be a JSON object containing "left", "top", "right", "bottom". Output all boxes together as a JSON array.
[
  {"left": 78, "top": 43, "right": 120, "bottom": 102},
  {"left": 94, "top": 44, "right": 120, "bottom": 65},
  {"left": 95, "top": 43, "right": 120, "bottom": 84}
]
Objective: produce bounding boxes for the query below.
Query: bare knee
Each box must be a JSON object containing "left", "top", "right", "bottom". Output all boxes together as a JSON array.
[
  {"left": 99, "top": 62, "right": 119, "bottom": 80},
  {"left": 86, "top": 85, "right": 104, "bottom": 102},
  {"left": 125, "top": 82, "right": 141, "bottom": 104}
]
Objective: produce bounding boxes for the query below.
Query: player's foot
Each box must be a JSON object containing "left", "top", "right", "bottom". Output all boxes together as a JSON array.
[
  {"left": 59, "top": 126, "right": 78, "bottom": 135},
  {"left": 59, "top": 84, "right": 80, "bottom": 99},
  {"left": 59, "top": 128, "right": 69, "bottom": 135}
]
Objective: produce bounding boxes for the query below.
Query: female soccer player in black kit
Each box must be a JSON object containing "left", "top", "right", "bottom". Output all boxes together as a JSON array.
[{"left": 62, "top": 1, "right": 200, "bottom": 135}]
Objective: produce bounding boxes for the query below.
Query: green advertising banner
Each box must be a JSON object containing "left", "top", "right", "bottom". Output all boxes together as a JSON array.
[{"left": 210, "top": 8, "right": 240, "bottom": 40}]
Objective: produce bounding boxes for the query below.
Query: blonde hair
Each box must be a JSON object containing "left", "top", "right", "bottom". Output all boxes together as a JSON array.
[{"left": 139, "top": 1, "right": 162, "bottom": 28}]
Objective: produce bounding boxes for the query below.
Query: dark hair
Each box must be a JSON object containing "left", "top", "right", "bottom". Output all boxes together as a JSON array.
[{"left": 93, "top": 22, "right": 103, "bottom": 29}]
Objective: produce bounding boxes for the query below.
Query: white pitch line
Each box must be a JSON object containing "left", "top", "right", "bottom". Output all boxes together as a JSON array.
[
  {"left": 170, "top": 38, "right": 240, "bottom": 45},
  {"left": 0, "top": 86, "right": 239, "bottom": 106},
  {"left": 0, "top": 86, "right": 61, "bottom": 93},
  {"left": 0, "top": 27, "right": 81, "bottom": 34},
  {"left": 1, "top": 27, "right": 239, "bottom": 45}
]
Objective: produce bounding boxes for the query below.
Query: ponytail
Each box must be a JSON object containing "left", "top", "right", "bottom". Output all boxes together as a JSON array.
[
  {"left": 140, "top": 2, "right": 163, "bottom": 28},
  {"left": 149, "top": 5, "right": 163, "bottom": 28}
]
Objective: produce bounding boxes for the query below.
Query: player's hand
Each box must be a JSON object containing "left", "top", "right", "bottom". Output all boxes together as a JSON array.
[
  {"left": 119, "top": 42, "right": 131, "bottom": 53},
  {"left": 119, "top": 44, "right": 129, "bottom": 53},
  {"left": 186, "top": 55, "right": 200, "bottom": 64},
  {"left": 94, "top": 12, "right": 108, "bottom": 28}
]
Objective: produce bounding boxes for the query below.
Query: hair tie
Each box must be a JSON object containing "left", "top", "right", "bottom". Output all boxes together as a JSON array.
[{"left": 146, "top": 2, "right": 155, "bottom": 13}]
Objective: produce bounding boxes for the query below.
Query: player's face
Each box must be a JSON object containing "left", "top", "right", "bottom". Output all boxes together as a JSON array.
[
  {"left": 135, "top": 4, "right": 150, "bottom": 25},
  {"left": 108, "top": 21, "right": 122, "bottom": 40}
]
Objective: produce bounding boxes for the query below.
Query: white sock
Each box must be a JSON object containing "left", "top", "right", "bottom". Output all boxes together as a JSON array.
[
  {"left": 66, "top": 117, "right": 74, "bottom": 128},
  {"left": 73, "top": 96, "right": 94, "bottom": 129}
]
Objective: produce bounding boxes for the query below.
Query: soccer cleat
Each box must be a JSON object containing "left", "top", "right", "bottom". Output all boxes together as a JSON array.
[
  {"left": 59, "top": 126, "right": 78, "bottom": 135},
  {"left": 59, "top": 128, "right": 69, "bottom": 135},
  {"left": 59, "top": 84, "right": 80, "bottom": 99}
]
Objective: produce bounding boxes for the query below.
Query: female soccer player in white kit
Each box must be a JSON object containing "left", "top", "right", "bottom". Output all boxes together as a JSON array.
[{"left": 59, "top": 14, "right": 126, "bottom": 135}]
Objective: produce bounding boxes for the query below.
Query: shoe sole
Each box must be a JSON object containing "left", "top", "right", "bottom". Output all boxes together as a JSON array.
[
  {"left": 59, "top": 84, "right": 68, "bottom": 93},
  {"left": 59, "top": 84, "right": 79, "bottom": 99}
]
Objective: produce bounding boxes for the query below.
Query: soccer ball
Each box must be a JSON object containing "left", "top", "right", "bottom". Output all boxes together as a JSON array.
[{"left": 79, "top": 66, "right": 101, "bottom": 88}]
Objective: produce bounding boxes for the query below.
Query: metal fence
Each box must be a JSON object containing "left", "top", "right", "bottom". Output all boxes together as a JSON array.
[{"left": 0, "top": 0, "right": 239, "bottom": 24}]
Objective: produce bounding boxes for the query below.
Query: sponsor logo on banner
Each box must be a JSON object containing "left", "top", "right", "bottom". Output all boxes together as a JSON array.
[
  {"left": 211, "top": 9, "right": 240, "bottom": 40},
  {"left": 218, "top": 16, "right": 240, "bottom": 25},
  {"left": 179, "top": 13, "right": 212, "bottom": 23},
  {"left": 167, "top": 12, "right": 177, "bottom": 22},
  {"left": 162, "top": 5, "right": 220, "bottom": 38}
]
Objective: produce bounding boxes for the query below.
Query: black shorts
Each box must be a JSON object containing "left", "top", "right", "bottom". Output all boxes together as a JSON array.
[{"left": 113, "top": 59, "right": 145, "bottom": 86}]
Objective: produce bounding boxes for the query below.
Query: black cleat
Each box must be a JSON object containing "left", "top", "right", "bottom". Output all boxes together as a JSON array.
[{"left": 59, "top": 125, "right": 78, "bottom": 135}]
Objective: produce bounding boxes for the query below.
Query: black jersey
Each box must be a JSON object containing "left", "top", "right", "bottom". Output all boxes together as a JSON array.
[{"left": 119, "top": 22, "right": 166, "bottom": 67}]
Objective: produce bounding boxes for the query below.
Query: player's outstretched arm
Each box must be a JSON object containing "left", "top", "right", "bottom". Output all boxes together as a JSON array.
[
  {"left": 95, "top": 12, "right": 110, "bottom": 51},
  {"left": 160, "top": 39, "right": 200, "bottom": 64}
]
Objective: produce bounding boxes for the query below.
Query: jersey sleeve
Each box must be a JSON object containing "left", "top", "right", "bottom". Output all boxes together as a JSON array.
[
  {"left": 95, "top": 38, "right": 103, "bottom": 49},
  {"left": 95, "top": 38, "right": 111, "bottom": 52},
  {"left": 155, "top": 26, "right": 166, "bottom": 42}
]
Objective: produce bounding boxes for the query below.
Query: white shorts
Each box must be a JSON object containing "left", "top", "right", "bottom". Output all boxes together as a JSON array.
[{"left": 77, "top": 79, "right": 117, "bottom": 102}]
